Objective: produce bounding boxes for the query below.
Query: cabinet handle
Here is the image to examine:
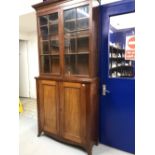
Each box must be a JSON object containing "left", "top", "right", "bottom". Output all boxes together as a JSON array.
[{"left": 82, "top": 84, "right": 85, "bottom": 87}]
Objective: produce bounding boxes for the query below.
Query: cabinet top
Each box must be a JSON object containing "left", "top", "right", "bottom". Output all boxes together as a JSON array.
[
  {"left": 32, "top": 0, "right": 91, "bottom": 10},
  {"left": 32, "top": 0, "right": 99, "bottom": 10}
]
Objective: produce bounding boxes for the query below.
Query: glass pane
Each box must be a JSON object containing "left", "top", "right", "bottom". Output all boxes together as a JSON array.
[
  {"left": 77, "top": 5, "right": 89, "bottom": 18},
  {"left": 40, "top": 26, "right": 48, "bottom": 40},
  {"left": 39, "top": 16, "right": 48, "bottom": 26},
  {"left": 64, "top": 33, "right": 76, "bottom": 53},
  {"left": 50, "top": 56, "right": 60, "bottom": 74},
  {"left": 64, "top": 8, "right": 76, "bottom": 32},
  {"left": 77, "top": 31, "right": 89, "bottom": 53},
  {"left": 77, "top": 5, "right": 89, "bottom": 30},
  {"left": 49, "top": 24, "right": 58, "bottom": 35},
  {"left": 109, "top": 13, "right": 135, "bottom": 78},
  {"left": 49, "top": 13, "right": 58, "bottom": 35},
  {"left": 65, "top": 55, "right": 77, "bottom": 75},
  {"left": 77, "top": 54, "right": 89, "bottom": 75},
  {"left": 42, "top": 41, "right": 49, "bottom": 54},
  {"left": 50, "top": 39, "right": 59, "bottom": 54},
  {"left": 77, "top": 18, "right": 89, "bottom": 30},
  {"left": 41, "top": 56, "right": 50, "bottom": 73},
  {"left": 39, "top": 12, "right": 60, "bottom": 75},
  {"left": 49, "top": 13, "right": 58, "bottom": 24},
  {"left": 64, "top": 5, "right": 89, "bottom": 76}
]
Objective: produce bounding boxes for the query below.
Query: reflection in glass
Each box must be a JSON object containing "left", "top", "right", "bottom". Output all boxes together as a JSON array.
[
  {"left": 41, "top": 56, "right": 50, "bottom": 73},
  {"left": 50, "top": 40, "right": 59, "bottom": 53},
  {"left": 64, "top": 33, "right": 76, "bottom": 53},
  {"left": 77, "top": 36, "right": 89, "bottom": 53},
  {"left": 77, "top": 5, "right": 89, "bottom": 30},
  {"left": 49, "top": 13, "right": 58, "bottom": 35},
  {"left": 77, "top": 5, "right": 89, "bottom": 18},
  {"left": 64, "top": 5, "right": 89, "bottom": 32},
  {"left": 64, "top": 5, "right": 89, "bottom": 76},
  {"left": 49, "top": 13, "right": 58, "bottom": 25},
  {"left": 65, "top": 55, "right": 76, "bottom": 75},
  {"left": 42, "top": 41, "right": 49, "bottom": 54},
  {"left": 49, "top": 24, "right": 58, "bottom": 35},
  {"left": 50, "top": 56, "right": 60, "bottom": 74},
  {"left": 77, "top": 18, "right": 89, "bottom": 30},
  {"left": 77, "top": 54, "right": 89, "bottom": 75},
  {"left": 40, "top": 16, "right": 48, "bottom": 26},
  {"left": 64, "top": 8, "right": 76, "bottom": 32},
  {"left": 40, "top": 26, "right": 48, "bottom": 40},
  {"left": 109, "top": 13, "right": 135, "bottom": 78},
  {"left": 39, "top": 12, "right": 60, "bottom": 74}
]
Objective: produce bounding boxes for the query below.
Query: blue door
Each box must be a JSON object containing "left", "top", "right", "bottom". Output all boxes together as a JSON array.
[{"left": 99, "top": 0, "right": 135, "bottom": 153}]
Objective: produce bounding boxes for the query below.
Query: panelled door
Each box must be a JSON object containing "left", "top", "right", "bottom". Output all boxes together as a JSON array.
[
  {"left": 60, "top": 82, "right": 86, "bottom": 144},
  {"left": 39, "top": 80, "right": 59, "bottom": 135},
  {"left": 99, "top": 1, "right": 135, "bottom": 154}
]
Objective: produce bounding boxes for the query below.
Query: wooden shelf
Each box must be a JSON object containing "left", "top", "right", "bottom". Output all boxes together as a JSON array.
[
  {"left": 40, "top": 53, "right": 59, "bottom": 56},
  {"left": 40, "top": 22, "right": 58, "bottom": 27},
  {"left": 64, "top": 17, "right": 89, "bottom": 23},
  {"left": 110, "top": 57, "right": 125, "bottom": 62},
  {"left": 49, "top": 20, "right": 58, "bottom": 25},
  {"left": 78, "top": 52, "right": 89, "bottom": 54},
  {"left": 110, "top": 46, "right": 125, "bottom": 53},
  {"left": 65, "top": 33, "right": 89, "bottom": 39},
  {"left": 110, "top": 65, "right": 133, "bottom": 71},
  {"left": 41, "top": 35, "right": 59, "bottom": 41},
  {"left": 64, "top": 28, "right": 89, "bottom": 34},
  {"left": 110, "top": 57, "right": 124, "bottom": 59},
  {"left": 65, "top": 52, "right": 89, "bottom": 55},
  {"left": 41, "top": 40, "right": 49, "bottom": 42},
  {"left": 48, "top": 33, "right": 59, "bottom": 37},
  {"left": 65, "top": 74, "right": 89, "bottom": 77},
  {"left": 40, "top": 54, "right": 51, "bottom": 56},
  {"left": 40, "top": 24, "right": 48, "bottom": 27}
]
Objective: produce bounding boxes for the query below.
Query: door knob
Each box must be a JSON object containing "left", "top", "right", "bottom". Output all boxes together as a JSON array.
[
  {"left": 82, "top": 84, "right": 85, "bottom": 87},
  {"left": 102, "top": 84, "right": 110, "bottom": 96}
]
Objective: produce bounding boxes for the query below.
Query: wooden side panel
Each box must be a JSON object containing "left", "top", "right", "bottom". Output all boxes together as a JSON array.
[
  {"left": 39, "top": 80, "right": 59, "bottom": 135},
  {"left": 91, "top": 6, "right": 99, "bottom": 77},
  {"left": 90, "top": 80, "right": 99, "bottom": 144},
  {"left": 60, "top": 82, "right": 86, "bottom": 144}
]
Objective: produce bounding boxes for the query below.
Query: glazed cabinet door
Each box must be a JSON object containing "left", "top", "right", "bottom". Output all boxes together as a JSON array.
[
  {"left": 63, "top": 5, "right": 90, "bottom": 76},
  {"left": 60, "top": 82, "right": 86, "bottom": 144},
  {"left": 38, "top": 11, "right": 61, "bottom": 75},
  {"left": 38, "top": 80, "right": 59, "bottom": 135}
]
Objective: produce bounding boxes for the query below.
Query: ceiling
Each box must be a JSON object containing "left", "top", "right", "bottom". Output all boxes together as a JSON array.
[
  {"left": 100, "top": 0, "right": 122, "bottom": 4},
  {"left": 110, "top": 12, "right": 135, "bottom": 30},
  {"left": 19, "top": 12, "right": 37, "bottom": 34}
]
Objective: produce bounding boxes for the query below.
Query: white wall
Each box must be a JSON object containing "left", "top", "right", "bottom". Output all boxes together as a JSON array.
[
  {"left": 19, "top": 32, "right": 39, "bottom": 99},
  {"left": 19, "top": 40, "right": 30, "bottom": 97},
  {"left": 19, "top": 0, "right": 40, "bottom": 99},
  {"left": 19, "top": 32, "right": 31, "bottom": 40},
  {"left": 27, "top": 32, "right": 39, "bottom": 98},
  {"left": 19, "top": 0, "right": 42, "bottom": 16}
]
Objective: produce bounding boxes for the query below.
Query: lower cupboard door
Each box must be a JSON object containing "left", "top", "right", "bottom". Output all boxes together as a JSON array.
[
  {"left": 60, "top": 82, "right": 86, "bottom": 144},
  {"left": 39, "top": 80, "right": 59, "bottom": 135}
]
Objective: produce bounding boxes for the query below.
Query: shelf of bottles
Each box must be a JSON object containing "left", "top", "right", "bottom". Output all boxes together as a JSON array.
[
  {"left": 109, "top": 46, "right": 135, "bottom": 78},
  {"left": 64, "top": 5, "right": 89, "bottom": 76},
  {"left": 39, "top": 12, "right": 60, "bottom": 74}
]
